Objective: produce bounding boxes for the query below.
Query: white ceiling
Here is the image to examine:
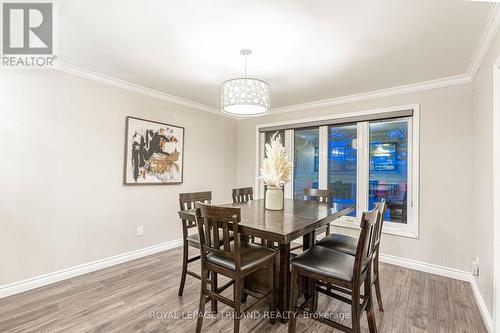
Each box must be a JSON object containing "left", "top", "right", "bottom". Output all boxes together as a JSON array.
[{"left": 58, "top": 0, "right": 493, "bottom": 109}]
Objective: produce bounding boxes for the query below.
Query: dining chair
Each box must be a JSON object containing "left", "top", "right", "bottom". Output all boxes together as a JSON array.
[
  {"left": 290, "top": 188, "right": 334, "bottom": 253},
  {"left": 287, "top": 208, "right": 380, "bottom": 333},
  {"left": 316, "top": 200, "right": 387, "bottom": 310},
  {"left": 303, "top": 188, "right": 334, "bottom": 236},
  {"left": 232, "top": 187, "right": 268, "bottom": 248},
  {"left": 232, "top": 187, "right": 254, "bottom": 203},
  {"left": 194, "top": 202, "right": 277, "bottom": 333},
  {"left": 178, "top": 191, "right": 214, "bottom": 296}
]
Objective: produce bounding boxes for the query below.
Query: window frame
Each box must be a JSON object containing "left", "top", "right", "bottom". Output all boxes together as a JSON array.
[{"left": 255, "top": 104, "right": 420, "bottom": 239}]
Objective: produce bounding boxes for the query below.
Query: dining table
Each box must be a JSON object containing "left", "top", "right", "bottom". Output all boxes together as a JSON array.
[{"left": 178, "top": 198, "right": 354, "bottom": 319}]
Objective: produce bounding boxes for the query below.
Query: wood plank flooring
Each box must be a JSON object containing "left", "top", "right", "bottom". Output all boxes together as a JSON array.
[{"left": 0, "top": 247, "right": 488, "bottom": 333}]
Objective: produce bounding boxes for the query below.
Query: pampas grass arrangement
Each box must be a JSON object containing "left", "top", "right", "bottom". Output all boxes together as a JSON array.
[{"left": 260, "top": 132, "right": 293, "bottom": 188}]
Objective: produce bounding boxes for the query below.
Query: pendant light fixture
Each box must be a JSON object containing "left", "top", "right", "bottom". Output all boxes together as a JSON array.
[{"left": 221, "top": 49, "right": 270, "bottom": 116}]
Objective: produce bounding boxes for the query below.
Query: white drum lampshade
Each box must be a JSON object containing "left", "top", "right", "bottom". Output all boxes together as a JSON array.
[
  {"left": 221, "top": 49, "right": 270, "bottom": 116},
  {"left": 221, "top": 78, "right": 270, "bottom": 116}
]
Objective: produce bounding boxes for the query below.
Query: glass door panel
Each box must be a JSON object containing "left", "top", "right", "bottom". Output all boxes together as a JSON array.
[
  {"left": 369, "top": 118, "right": 408, "bottom": 223},
  {"left": 293, "top": 128, "right": 319, "bottom": 199},
  {"left": 328, "top": 124, "right": 357, "bottom": 216}
]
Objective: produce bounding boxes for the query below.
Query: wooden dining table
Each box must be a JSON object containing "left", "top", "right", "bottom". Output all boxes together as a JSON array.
[{"left": 178, "top": 198, "right": 354, "bottom": 318}]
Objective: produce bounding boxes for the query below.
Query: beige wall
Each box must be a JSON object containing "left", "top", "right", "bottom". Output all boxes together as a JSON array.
[
  {"left": 237, "top": 84, "right": 474, "bottom": 273},
  {"left": 471, "top": 30, "right": 500, "bottom": 314},
  {"left": 1, "top": 60, "right": 494, "bottom": 316},
  {"left": 0, "top": 70, "right": 237, "bottom": 286}
]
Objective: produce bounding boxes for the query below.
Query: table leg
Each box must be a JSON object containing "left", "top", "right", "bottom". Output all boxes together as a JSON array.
[
  {"left": 302, "top": 230, "right": 315, "bottom": 251},
  {"left": 278, "top": 242, "right": 290, "bottom": 322},
  {"left": 240, "top": 234, "right": 250, "bottom": 243}
]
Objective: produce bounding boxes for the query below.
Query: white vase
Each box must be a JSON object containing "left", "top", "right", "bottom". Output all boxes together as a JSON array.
[{"left": 265, "top": 187, "right": 284, "bottom": 210}]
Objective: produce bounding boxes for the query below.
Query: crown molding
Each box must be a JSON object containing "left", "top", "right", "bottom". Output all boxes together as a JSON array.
[
  {"left": 468, "top": 3, "right": 500, "bottom": 79},
  {"left": 55, "top": 60, "right": 470, "bottom": 118},
  {"left": 55, "top": 62, "right": 222, "bottom": 115},
  {"left": 269, "top": 74, "right": 471, "bottom": 114}
]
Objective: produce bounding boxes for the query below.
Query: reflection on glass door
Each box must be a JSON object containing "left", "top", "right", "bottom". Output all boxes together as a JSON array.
[
  {"left": 264, "top": 130, "right": 285, "bottom": 148},
  {"left": 328, "top": 124, "right": 357, "bottom": 216},
  {"left": 369, "top": 118, "right": 408, "bottom": 223},
  {"left": 293, "top": 128, "right": 319, "bottom": 199}
]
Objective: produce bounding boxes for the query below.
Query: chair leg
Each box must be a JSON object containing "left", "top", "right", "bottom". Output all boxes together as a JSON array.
[
  {"left": 351, "top": 283, "right": 361, "bottom": 333},
  {"left": 312, "top": 288, "right": 319, "bottom": 312},
  {"left": 287, "top": 266, "right": 299, "bottom": 333},
  {"left": 178, "top": 241, "right": 189, "bottom": 296},
  {"left": 268, "top": 258, "right": 276, "bottom": 324},
  {"left": 195, "top": 268, "right": 208, "bottom": 333},
  {"left": 373, "top": 254, "right": 384, "bottom": 311},
  {"left": 365, "top": 267, "right": 378, "bottom": 333},
  {"left": 306, "top": 274, "right": 318, "bottom": 312},
  {"left": 241, "top": 277, "right": 248, "bottom": 303},
  {"left": 241, "top": 293, "right": 248, "bottom": 303},
  {"left": 211, "top": 272, "right": 218, "bottom": 313},
  {"left": 233, "top": 278, "right": 242, "bottom": 333}
]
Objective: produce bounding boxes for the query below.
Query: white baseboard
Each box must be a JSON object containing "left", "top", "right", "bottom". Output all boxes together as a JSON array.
[
  {"left": 470, "top": 277, "right": 494, "bottom": 333},
  {"left": 379, "top": 253, "right": 472, "bottom": 282},
  {"left": 0, "top": 239, "right": 183, "bottom": 299},
  {"left": 380, "top": 253, "right": 493, "bottom": 333}
]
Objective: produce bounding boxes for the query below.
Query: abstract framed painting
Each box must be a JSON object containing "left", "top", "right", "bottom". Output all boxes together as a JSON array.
[{"left": 124, "top": 116, "right": 184, "bottom": 185}]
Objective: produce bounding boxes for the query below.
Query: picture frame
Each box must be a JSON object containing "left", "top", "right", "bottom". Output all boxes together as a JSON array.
[{"left": 123, "top": 116, "right": 185, "bottom": 185}]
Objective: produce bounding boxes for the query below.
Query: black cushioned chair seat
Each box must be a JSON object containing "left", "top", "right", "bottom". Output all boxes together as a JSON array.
[
  {"left": 187, "top": 231, "right": 234, "bottom": 248},
  {"left": 207, "top": 243, "right": 276, "bottom": 272},
  {"left": 316, "top": 233, "right": 358, "bottom": 256},
  {"left": 290, "top": 246, "right": 354, "bottom": 282}
]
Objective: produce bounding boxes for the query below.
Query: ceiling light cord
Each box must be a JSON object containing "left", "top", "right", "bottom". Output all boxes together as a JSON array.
[
  {"left": 240, "top": 49, "right": 252, "bottom": 79},
  {"left": 244, "top": 53, "right": 247, "bottom": 78}
]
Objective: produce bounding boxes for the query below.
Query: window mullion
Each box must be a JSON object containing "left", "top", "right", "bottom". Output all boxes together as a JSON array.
[
  {"left": 284, "top": 129, "right": 294, "bottom": 199},
  {"left": 407, "top": 116, "right": 419, "bottom": 236},
  {"left": 257, "top": 132, "right": 265, "bottom": 199},
  {"left": 357, "top": 122, "right": 369, "bottom": 216},
  {"left": 408, "top": 117, "right": 414, "bottom": 209},
  {"left": 318, "top": 126, "right": 328, "bottom": 189}
]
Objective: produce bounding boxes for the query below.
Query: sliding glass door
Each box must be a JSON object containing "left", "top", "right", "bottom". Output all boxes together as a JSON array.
[{"left": 259, "top": 108, "right": 418, "bottom": 237}]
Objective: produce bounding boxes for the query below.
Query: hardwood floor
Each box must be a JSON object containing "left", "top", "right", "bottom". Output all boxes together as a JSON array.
[{"left": 0, "top": 247, "right": 487, "bottom": 333}]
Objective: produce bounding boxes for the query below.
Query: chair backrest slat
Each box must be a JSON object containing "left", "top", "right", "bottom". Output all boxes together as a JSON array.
[
  {"left": 205, "top": 216, "right": 213, "bottom": 248},
  {"left": 232, "top": 187, "right": 254, "bottom": 203},
  {"left": 222, "top": 222, "right": 231, "bottom": 252},
  {"left": 354, "top": 208, "right": 380, "bottom": 279},
  {"left": 303, "top": 188, "right": 333, "bottom": 203},
  {"left": 195, "top": 203, "right": 242, "bottom": 270},
  {"left": 212, "top": 219, "right": 220, "bottom": 250}
]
